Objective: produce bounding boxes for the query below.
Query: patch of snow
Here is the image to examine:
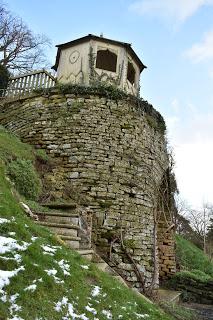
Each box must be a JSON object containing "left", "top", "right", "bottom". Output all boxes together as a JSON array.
[
  {"left": 85, "top": 305, "right": 97, "bottom": 315},
  {"left": 31, "top": 236, "right": 38, "bottom": 242},
  {"left": 9, "top": 316, "right": 24, "bottom": 320},
  {"left": 44, "top": 269, "right": 64, "bottom": 284},
  {"left": 0, "top": 266, "right": 25, "bottom": 289},
  {"left": 41, "top": 245, "right": 57, "bottom": 254},
  {"left": 55, "top": 298, "right": 89, "bottom": 320},
  {"left": 33, "top": 278, "right": 42, "bottom": 283},
  {"left": 0, "top": 236, "right": 29, "bottom": 254},
  {"left": 10, "top": 293, "right": 19, "bottom": 302},
  {"left": 91, "top": 286, "right": 101, "bottom": 297},
  {"left": 0, "top": 217, "right": 9, "bottom": 224},
  {"left": 24, "top": 284, "right": 37, "bottom": 292},
  {"left": 102, "top": 309, "right": 112, "bottom": 319},
  {"left": 8, "top": 232, "right": 16, "bottom": 236},
  {"left": 67, "top": 303, "right": 89, "bottom": 320},
  {"left": 45, "top": 269, "right": 57, "bottom": 276},
  {"left": 134, "top": 313, "right": 149, "bottom": 318},
  {"left": 9, "top": 302, "right": 21, "bottom": 313},
  {"left": 0, "top": 253, "right": 21, "bottom": 264},
  {"left": 55, "top": 296, "right": 68, "bottom": 312},
  {"left": 14, "top": 254, "right": 22, "bottom": 263},
  {"left": 58, "top": 259, "right": 70, "bottom": 276},
  {"left": 81, "top": 265, "right": 89, "bottom": 270},
  {"left": 0, "top": 289, "right": 7, "bottom": 302}
]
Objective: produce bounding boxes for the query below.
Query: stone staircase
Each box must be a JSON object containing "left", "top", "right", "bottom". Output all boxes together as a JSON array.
[
  {"left": 34, "top": 202, "right": 93, "bottom": 259},
  {"left": 33, "top": 202, "right": 131, "bottom": 286}
]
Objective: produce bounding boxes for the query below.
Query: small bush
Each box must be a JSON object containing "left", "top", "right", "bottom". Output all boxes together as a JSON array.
[
  {"left": 35, "top": 149, "right": 49, "bottom": 162},
  {"left": 171, "top": 270, "right": 212, "bottom": 283},
  {"left": 7, "top": 158, "right": 42, "bottom": 200}
]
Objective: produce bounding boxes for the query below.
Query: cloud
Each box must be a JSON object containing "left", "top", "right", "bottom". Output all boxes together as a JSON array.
[
  {"left": 175, "top": 142, "right": 213, "bottom": 207},
  {"left": 184, "top": 30, "right": 213, "bottom": 63},
  {"left": 166, "top": 99, "right": 213, "bottom": 207},
  {"left": 129, "top": 0, "right": 213, "bottom": 23}
]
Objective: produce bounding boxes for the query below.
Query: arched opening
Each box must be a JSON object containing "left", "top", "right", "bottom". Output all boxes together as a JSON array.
[
  {"left": 96, "top": 49, "right": 117, "bottom": 72},
  {"left": 127, "top": 61, "right": 136, "bottom": 85}
]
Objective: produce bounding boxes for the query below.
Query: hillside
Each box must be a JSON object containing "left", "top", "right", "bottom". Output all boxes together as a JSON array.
[
  {"left": 176, "top": 235, "right": 213, "bottom": 277},
  {"left": 0, "top": 126, "right": 174, "bottom": 320}
]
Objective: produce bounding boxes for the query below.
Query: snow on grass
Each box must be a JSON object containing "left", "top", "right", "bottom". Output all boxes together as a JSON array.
[
  {"left": 55, "top": 297, "right": 89, "bottom": 320},
  {"left": 134, "top": 313, "right": 149, "bottom": 318},
  {"left": 0, "top": 217, "right": 10, "bottom": 224},
  {"left": 0, "top": 236, "right": 29, "bottom": 255},
  {"left": 45, "top": 269, "right": 57, "bottom": 276},
  {"left": 44, "top": 269, "right": 64, "bottom": 284},
  {"left": 81, "top": 265, "right": 89, "bottom": 270},
  {"left": 0, "top": 266, "right": 25, "bottom": 290},
  {"left": 41, "top": 245, "right": 57, "bottom": 253},
  {"left": 41, "top": 244, "right": 61, "bottom": 256},
  {"left": 33, "top": 278, "right": 43, "bottom": 283},
  {"left": 8, "top": 232, "right": 16, "bottom": 236},
  {"left": 9, "top": 316, "right": 24, "bottom": 320},
  {"left": 91, "top": 286, "right": 101, "bottom": 297},
  {"left": 9, "top": 293, "right": 22, "bottom": 316},
  {"left": 102, "top": 309, "right": 112, "bottom": 319},
  {"left": 85, "top": 305, "right": 97, "bottom": 315},
  {"left": 55, "top": 296, "right": 68, "bottom": 312},
  {"left": 24, "top": 284, "right": 37, "bottom": 292},
  {"left": 58, "top": 259, "right": 70, "bottom": 276},
  {"left": 0, "top": 253, "right": 21, "bottom": 263}
]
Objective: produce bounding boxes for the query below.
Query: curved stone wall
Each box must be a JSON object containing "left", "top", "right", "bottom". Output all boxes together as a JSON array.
[{"left": 0, "top": 89, "right": 176, "bottom": 288}]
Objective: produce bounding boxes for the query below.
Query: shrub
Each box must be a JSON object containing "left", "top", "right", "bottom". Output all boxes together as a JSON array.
[
  {"left": 35, "top": 149, "right": 49, "bottom": 162},
  {"left": 7, "top": 158, "right": 42, "bottom": 200}
]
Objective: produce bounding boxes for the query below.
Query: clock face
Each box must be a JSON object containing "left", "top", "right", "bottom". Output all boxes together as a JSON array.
[{"left": 69, "top": 50, "right": 80, "bottom": 64}]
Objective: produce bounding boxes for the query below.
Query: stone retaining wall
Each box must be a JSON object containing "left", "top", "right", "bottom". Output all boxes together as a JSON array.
[{"left": 0, "top": 89, "right": 176, "bottom": 288}]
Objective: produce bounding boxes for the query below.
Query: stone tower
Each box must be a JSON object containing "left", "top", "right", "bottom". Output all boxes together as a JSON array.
[
  {"left": 52, "top": 34, "right": 146, "bottom": 96},
  {"left": 1, "top": 35, "right": 176, "bottom": 290}
]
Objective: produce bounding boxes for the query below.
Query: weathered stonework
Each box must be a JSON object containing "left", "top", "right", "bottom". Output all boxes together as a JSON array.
[{"left": 0, "top": 88, "right": 176, "bottom": 289}]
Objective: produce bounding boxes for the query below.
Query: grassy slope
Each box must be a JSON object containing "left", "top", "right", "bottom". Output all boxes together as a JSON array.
[
  {"left": 176, "top": 235, "right": 213, "bottom": 278},
  {"left": 0, "top": 127, "right": 173, "bottom": 320}
]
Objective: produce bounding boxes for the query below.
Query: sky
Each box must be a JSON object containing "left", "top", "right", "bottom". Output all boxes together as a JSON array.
[{"left": 3, "top": 0, "right": 213, "bottom": 209}]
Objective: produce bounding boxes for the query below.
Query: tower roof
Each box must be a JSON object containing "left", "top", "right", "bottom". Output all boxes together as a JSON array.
[{"left": 52, "top": 34, "right": 146, "bottom": 72}]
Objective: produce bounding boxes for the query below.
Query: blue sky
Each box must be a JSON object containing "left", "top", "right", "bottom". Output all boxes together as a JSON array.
[{"left": 4, "top": 0, "right": 213, "bottom": 208}]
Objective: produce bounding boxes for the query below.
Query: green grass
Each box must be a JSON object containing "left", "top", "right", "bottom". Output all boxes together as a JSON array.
[
  {"left": 0, "top": 126, "right": 34, "bottom": 162},
  {"left": 160, "top": 303, "right": 194, "bottom": 320},
  {"left": 176, "top": 235, "right": 213, "bottom": 278},
  {"left": 0, "top": 127, "right": 174, "bottom": 319}
]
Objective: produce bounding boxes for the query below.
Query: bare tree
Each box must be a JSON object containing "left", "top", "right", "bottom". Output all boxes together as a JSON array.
[
  {"left": 0, "top": 4, "right": 51, "bottom": 73},
  {"left": 186, "top": 203, "right": 213, "bottom": 253}
]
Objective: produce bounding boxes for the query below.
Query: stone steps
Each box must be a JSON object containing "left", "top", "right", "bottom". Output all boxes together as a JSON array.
[
  {"left": 33, "top": 204, "right": 133, "bottom": 289},
  {"left": 36, "top": 221, "right": 79, "bottom": 237},
  {"left": 36, "top": 211, "right": 79, "bottom": 224},
  {"left": 157, "top": 288, "right": 182, "bottom": 303},
  {"left": 76, "top": 249, "right": 95, "bottom": 261},
  {"left": 41, "top": 202, "right": 77, "bottom": 210},
  {"left": 33, "top": 206, "right": 144, "bottom": 294},
  {"left": 60, "top": 235, "right": 81, "bottom": 249}
]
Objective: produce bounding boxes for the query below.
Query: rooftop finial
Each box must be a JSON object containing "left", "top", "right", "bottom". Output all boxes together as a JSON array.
[{"left": 100, "top": 32, "right": 103, "bottom": 38}]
